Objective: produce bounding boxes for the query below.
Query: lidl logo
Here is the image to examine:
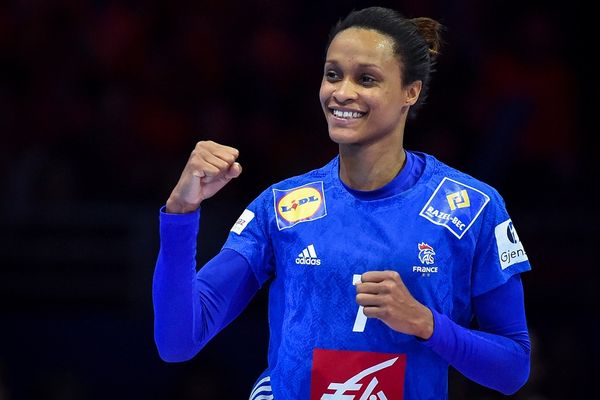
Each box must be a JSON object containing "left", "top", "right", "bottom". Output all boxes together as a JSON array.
[
  {"left": 273, "top": 182, "right": 327, "bottom": 230},
  {"left": 446, "top": 190, "right": 470, "bottom": 210}
]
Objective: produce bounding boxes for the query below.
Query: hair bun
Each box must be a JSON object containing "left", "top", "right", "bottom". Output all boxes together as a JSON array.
[{"left": 410, "top": 17, "right": 445, "bottom": 60}]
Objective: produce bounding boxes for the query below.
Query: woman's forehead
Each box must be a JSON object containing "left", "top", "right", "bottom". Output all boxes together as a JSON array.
[{"left": 326, "top": 28, "right": 398, "bottom": 67}]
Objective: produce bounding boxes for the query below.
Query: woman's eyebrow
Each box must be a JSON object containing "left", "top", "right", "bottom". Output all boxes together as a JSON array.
[{"left": 324, "top": 60, "right": 383, "bottom": 71}]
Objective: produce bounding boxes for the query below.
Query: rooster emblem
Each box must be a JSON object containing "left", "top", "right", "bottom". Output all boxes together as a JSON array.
[{"left": 418, "top": 242, "right": 435, "bottom": 265}]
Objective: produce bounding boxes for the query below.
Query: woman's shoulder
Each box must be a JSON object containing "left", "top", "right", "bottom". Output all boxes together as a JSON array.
[
  {"left": 421, "top": 152, "right": 503, "bottom": 200},
  {"left": 249, "top": 157, "right": 337, "bottom": 205},
  {"left": 417, "top": 153, "right": 509, "bottom": 239}
]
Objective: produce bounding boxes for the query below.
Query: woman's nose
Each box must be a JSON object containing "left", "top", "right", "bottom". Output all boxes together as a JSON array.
[{"left": 332, "top": 79, "right": 358, "bottom": 103}]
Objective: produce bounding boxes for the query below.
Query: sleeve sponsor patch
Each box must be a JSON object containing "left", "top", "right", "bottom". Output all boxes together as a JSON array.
[
  {"left": 230, "top": 209, "right": 255, "bottom": 235},
  {"left": 495, "top": 219, "right": 528, "bottom": 269},
  {"left": 419, "top": 177, "right": 490, "bottom": 239},
  {"left": 273, "top": 181, "right": 327, "bottom": 230}
]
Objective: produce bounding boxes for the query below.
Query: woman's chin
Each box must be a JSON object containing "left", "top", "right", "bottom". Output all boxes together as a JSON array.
[{"left": 328, "top": 128, "right": 361, "bottom": 145}]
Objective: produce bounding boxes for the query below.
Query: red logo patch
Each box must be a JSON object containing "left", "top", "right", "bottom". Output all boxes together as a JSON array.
[{"left": 310, "top": 349, "right": 406, "bottom": 400}]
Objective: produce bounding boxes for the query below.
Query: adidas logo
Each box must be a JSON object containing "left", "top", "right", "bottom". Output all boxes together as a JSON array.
[{"left": 295, "top": 244, "right": 321, "bottom": 265}]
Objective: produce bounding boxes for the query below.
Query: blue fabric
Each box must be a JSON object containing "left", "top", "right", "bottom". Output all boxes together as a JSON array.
[
  {"left": 153, "top": 150, "right": 532, "bottom": 398},
  {"left": 423, "top": 274, "right": 530, "bottom": 395},
  {"left": 155, "top": 232, "right": 530, "bottom": 393},
  {"left": 153, "top": 207, "right": 258, "bottom": 362},
  {"left": 219, "top": 151, "right": 531, "bottom": 399}
]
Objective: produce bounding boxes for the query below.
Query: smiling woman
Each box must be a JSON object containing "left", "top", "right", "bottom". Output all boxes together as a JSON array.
[
  {"left": 321, "top": 27, "right": 420, "bottom": 191},
  {"left": 152, "top": 6, "right": 532, "bottom": 399},
  {"left": 321, "top": 28, "right": 410, "bottom": 146}
]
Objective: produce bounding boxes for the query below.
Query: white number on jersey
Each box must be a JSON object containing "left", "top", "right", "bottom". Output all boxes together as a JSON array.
[{"left": 352, "top": 274, "right": 367, "bottom": 332}]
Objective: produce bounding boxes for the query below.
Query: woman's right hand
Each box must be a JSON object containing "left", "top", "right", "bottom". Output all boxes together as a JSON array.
[{"left": 165, "top": 141, "right": 242, "bottom": 213}]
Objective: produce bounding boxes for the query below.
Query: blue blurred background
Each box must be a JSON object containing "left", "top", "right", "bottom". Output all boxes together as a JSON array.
[{"left": 0, "top": 0, "right": 595, "bottom": 399}]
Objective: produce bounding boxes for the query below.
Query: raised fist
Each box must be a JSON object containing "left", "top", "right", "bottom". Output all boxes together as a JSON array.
[{"left": 166, "top": 141, "right": 242, "bottom": 213}]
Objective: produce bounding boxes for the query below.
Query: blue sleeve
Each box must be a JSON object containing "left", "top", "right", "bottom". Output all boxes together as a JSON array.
[
  {"left": 471, "top": 190, "right": 531, "bottom": 296},
  {"left": 422, "top": 274, "right": 530, "bottom": 394},
  {"left": 152, "top": 207, "right": 259, "bottom": 362},
  {"left": 222, "top": 188, "right": 275, "bottom": 287}
]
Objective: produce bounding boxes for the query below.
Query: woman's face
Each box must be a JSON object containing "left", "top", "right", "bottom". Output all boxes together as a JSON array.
[{"left": 319, "top": 28, "right": 420, "bottom": 146}]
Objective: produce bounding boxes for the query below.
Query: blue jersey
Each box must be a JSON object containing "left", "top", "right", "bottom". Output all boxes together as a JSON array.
[{"left": 223, "top": 152, "right": 531, "bottom": 400}]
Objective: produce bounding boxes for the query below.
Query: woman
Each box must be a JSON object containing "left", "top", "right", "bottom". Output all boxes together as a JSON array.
[{"left": 153, "top": 7, "right": 531, "bottom": 399}]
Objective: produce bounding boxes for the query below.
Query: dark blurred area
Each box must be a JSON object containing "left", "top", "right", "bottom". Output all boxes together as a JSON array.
[{"left": 0, "top": 0, "right": 595, "bottom": 399}]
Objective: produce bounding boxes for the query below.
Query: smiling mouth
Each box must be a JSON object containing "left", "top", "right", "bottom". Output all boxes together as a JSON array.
[{"left": 329, "top": 108, "right": 367, "bottom": 119}]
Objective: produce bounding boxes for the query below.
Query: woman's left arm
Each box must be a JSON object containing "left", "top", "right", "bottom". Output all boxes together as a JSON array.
[
  {"left": 357, "top": 272, "right": 530, "bottom": 394},
  {"left": 421, "top": 274, "right": 531, "bottom": 394}
]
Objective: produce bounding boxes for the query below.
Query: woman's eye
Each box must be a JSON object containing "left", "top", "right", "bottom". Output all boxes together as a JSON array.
[
  {"left": 325, "top": 71, "right": 339, "bottom": 80},
  {"left": 360, "top": 75, "right": 376, "bottom": 85}
]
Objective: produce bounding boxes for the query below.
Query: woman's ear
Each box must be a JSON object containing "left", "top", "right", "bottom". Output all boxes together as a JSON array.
[{"left": 405, "top": 80, "right": 423, "bottom": 106}]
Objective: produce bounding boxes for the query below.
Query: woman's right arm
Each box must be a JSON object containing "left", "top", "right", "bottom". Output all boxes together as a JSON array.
[
  {"left": 152, "top": 141, "right": 255, "bottom": 362},
  {"left": 153, "top": 209, "right": 259, "bottom": 361}
]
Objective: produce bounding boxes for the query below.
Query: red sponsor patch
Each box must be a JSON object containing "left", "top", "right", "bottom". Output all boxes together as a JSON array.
[{"left": 310, "top": 349, "right": 406, "bottom": 400}]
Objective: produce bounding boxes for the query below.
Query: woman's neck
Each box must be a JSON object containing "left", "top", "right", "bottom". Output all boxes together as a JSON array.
[{"left": 338, "top": 140, "right": 406, "bottom": 191}]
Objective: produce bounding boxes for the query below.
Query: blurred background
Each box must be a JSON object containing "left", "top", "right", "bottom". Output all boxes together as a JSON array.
[{"left": 0, "top": 0, "right": 595, "bottom": 398}]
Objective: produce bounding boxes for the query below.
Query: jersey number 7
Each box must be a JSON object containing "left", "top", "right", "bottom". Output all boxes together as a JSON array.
[{"left": 352, "top": 274, "right": 367, "bottom": 332}]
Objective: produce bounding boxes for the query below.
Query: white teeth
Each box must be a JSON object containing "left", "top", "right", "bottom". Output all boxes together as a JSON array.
[{"left": 332, "top": 109, "right": 365, "bottom": 119}]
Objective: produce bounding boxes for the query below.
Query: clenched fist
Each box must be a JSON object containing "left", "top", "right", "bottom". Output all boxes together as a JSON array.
[
  {"left": 356, "top": 270, "right": 434, "bottom": 339},
  {"left": 166, "top": 141, "right": 242, "bottom": 213}
]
